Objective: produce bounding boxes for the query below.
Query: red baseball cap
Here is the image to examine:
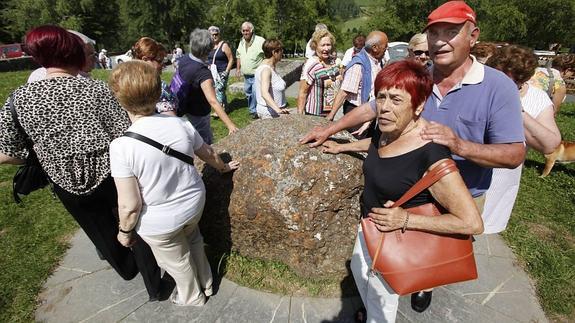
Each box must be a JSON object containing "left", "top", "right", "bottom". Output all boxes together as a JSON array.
[{"left": 425, "top": 1, "right": 477, "bottom": 30}]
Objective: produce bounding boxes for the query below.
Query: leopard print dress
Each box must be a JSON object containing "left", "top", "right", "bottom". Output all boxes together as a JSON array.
[{"left": 0, "top": 76, "right": 130, "bottom": 195}]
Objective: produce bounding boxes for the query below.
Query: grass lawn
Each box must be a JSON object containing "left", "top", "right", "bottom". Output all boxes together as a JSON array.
[{"left": 0, "top": 69, "right": 574, "bottom": 321}]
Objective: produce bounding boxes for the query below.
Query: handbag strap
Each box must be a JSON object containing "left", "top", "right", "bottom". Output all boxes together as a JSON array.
[
  {"left": 391, "top": 159, "right": 458, "bottom": 208},
  {"left": 545, "top": 66, "right": 555, "bottom": 97},
  {"left": 211, "top": 42, "right": 222, "bottom": 65},
  {"left": 7, "top": 94, "right": 34, "bottom": 151},
  {"left": 123, "top": 131, "right": 194, "bottom": 165}
]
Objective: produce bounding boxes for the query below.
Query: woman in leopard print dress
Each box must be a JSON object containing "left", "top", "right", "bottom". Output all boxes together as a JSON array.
[{"left": 0, "top": 25, "right": 162, "bottom": 301}]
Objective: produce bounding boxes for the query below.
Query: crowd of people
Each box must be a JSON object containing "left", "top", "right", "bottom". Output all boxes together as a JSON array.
[{"left": 1, "top": 0, "right": 575, "bottom": 322}]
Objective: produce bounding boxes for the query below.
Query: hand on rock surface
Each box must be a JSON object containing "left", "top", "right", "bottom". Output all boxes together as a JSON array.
[
  {"left": 320, "top": 140, "right": 341, "bottom": 154},
  {"left": 299, "top": 126, "right": 330, "bottom": 147},
  {"left": 221, "top": 160, "right": 240, "bottom": 173}
]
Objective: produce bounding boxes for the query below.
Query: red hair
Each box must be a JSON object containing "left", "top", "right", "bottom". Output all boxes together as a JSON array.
[
  {"left": 374, "top": 60, "right": 433, "bottom": 109},
  {"left": 25, "top": 25, "right": 85, "bottom": 70}
]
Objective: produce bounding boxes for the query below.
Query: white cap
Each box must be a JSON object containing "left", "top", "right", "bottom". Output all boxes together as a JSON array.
[{"left": 101, "top": 49, "right": 107, "bottom": 53}]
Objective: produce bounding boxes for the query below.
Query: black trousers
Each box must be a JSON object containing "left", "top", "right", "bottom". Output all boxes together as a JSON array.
[{"left": 52, "top": 176, "right": 161, "bottom": 298}]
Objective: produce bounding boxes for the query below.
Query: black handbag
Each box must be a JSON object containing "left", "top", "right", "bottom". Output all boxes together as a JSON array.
[{"left": 8, "top": 94, "right": 50, "bottom": 203}]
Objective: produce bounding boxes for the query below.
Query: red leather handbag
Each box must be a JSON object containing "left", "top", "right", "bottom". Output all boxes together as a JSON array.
[{"left": 361, "top": 159, "right": 478, "bottom": 296}]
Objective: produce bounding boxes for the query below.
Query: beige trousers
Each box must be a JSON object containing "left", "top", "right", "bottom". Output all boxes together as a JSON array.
[{"left": 140, "top": 217, "right": 212, "bottom": 306}]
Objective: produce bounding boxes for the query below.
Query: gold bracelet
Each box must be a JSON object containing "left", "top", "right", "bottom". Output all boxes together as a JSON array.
[{"left": 401, "top": 212, "right": 410, "bottom": 233}]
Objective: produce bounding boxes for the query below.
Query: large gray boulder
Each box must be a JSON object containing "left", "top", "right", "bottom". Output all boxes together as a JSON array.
[{"left": 198, "top": 114, "right": 364, "bottom": 279}]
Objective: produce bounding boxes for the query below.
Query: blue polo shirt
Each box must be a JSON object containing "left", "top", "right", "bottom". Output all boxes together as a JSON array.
[{"left": 421, "top": 57, "right": 525, "bottom": 197}]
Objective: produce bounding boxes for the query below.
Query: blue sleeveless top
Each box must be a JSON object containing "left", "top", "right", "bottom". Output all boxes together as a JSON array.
[{"left": 207, "top": 42, "right": 229, "bottom": 72}]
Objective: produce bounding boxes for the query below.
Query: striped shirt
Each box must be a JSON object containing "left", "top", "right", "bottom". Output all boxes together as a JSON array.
[
  {"left": 340, "top": 53, "right": 382, "bottom": 106},
  {"left": 301, "top": 56, "right": 341, "bottom": 115}
]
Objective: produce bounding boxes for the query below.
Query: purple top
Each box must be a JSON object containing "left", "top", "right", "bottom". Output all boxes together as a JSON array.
[
  {"left": 421, "top": 60, "right": 525, "bottom": 197},
  {"left": 177, "top": 54, "right": 212, "bottom": 116}
]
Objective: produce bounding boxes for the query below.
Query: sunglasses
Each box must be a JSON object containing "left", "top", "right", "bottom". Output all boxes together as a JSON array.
[
  {"left": 413, "top": 50, "right": 429, "bottom": 56},
  {"left": 211, "top": 33, "right": 219, "bottom": 36}
]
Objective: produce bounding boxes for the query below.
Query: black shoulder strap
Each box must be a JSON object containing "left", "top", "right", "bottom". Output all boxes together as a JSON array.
[
  {"left": 8, "top": 94, "right": 33, "bottom": 151},
  {"left": 123, "top": 131, "right": 194, "bottom": 165}
]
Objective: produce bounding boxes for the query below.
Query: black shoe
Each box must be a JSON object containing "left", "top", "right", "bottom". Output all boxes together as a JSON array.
[
  {"left": 354, "top": 307, "right": 367, "bottom": 323},
  {"left": 148, "top": 292, "right": 160, "bottom": 302},
  {"left": 250, "top": 113, "right": 259, "bottom": 119},
  {"left": 411, "top": 291, "right": 432, "bottom": 313}
]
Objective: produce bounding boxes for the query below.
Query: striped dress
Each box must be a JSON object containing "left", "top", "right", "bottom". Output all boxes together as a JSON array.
[{"left": 301, "top": 56, "right": 341, "bottom": 115}]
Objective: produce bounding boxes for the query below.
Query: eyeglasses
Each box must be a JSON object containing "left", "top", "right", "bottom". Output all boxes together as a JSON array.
[
  {"left": 413, "top": 50, "right": 429, "bottom": 56},
  {"left": 211, "top": 33, "right": 219, "bottom": 37}
]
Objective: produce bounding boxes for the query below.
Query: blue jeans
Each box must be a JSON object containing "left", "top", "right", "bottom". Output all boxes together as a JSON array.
[{"left": 243, "top": 75, "right": 256, "bottom": 114}]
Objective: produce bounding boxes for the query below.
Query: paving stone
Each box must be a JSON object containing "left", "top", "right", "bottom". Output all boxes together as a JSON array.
[
  {"left": 443, "top": 254, "right": 528, "bottom": 297},
  {"left": 58, "top": 230, "right": 110, "bottom": 273},
  {"left": 472, "top": 233, "right": 490, "bottom": 256},
  {"left": 289, "top": 296, "right": 361, "bottom": 323},
  {"left": 36, "top": 226, "right": 549, "bottom": 323},
  {"left": 216, "top": 286, "right": 289, "bottom": 323},
  {"left": 36, "top": 267, "right": 147, "bottom": 323},
  {"left": 485, "top": 234, "right": 517, "bottom": 259},
  {"left": 122, "top": 278, "right": 240, "bottom": 322},
  {"left": 396, "top": 286, "right": 514, "bottom": 323}
]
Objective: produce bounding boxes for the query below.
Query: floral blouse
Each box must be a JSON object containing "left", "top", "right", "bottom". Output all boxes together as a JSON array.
[{"left": 528, "top": 67, "right": 565, "bottom": 94}]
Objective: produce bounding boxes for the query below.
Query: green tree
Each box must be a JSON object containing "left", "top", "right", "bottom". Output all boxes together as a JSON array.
[
  {"left": 476, "top": 1, "right": 527, "bottom": 44},
  {"left": 1, "top": 0, "right": 120, "bottom": 50},
  {"left": 206, "top": 0, "right": 330, "bottom": 56},
  {"left": 520, "top": 0, "right": 575, "bottom": 49},
  {"left": 117, "top": 0, "right": 205, "bottom": 51},
  {"left": 1, "top": 0, "right": 57, "bottom": 42}
]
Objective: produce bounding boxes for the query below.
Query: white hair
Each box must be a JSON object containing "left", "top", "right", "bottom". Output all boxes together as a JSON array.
[
  {"left": 189, "top": 28, "right": 213, "bottom": 59},
  {"left": 315, "top": 23, "right": 328, "bottom": 32},
  {"left": 408, "top": 33, "right": 427, "bottom": 49},
  {"left": 364, "top": 35, "right": 381, "bottom": 51},
  {"left": 241, "top": 21, "right": 254, "bottom": 32}
]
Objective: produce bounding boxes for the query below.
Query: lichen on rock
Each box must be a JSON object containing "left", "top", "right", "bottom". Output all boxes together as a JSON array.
[{"left": 198, "top": 114, "right": 364, "bottom": 279}]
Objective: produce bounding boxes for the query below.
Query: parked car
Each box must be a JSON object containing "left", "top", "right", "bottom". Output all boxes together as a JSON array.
[
  {"left": 0, "top": 43, "right": 25, "bottom": 59},
  {"left": 110, "top": 50, "right": 133, "bottom": 68},
  {"left": 386, "top": 41, "right": 409, "bottom": 63}
]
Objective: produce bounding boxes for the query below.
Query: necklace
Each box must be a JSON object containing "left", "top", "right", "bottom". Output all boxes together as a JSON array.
[{"left": 379, "top": 119, "right": 421, "bottom": 147}]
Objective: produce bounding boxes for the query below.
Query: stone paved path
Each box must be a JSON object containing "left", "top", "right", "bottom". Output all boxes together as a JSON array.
[
  {"left": 35, "top": 71, "right": 550, "bottom": 322},
  {"left": 35, "top": 230, "right": 547, "bottom": 322}
]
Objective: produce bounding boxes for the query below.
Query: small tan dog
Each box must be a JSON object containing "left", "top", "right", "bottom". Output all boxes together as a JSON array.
[{"left": 541, "top": 141, "right": 575, "bottom": 177}]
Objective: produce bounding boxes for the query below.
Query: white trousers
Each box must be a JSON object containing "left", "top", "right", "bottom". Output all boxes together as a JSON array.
[
  {"left": 140, "top": 216, "right": 212, "bottom": 306},
  {"left": 350, "top": 225, "right": 399, "bottom": 323}
]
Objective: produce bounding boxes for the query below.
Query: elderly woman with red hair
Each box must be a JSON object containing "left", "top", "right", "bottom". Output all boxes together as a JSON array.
[
  {"left": 320, "top": 60, "right": 483, "bottom": 322},
  {"left": 0, "top": 25, "right": 162, "bottom": 301}
]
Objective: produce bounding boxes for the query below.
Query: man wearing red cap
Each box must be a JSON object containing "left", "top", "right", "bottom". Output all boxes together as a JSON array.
[{"left": 300, "top": 1, "right": 525, "bottom": 321}]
